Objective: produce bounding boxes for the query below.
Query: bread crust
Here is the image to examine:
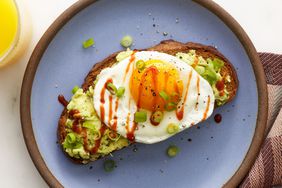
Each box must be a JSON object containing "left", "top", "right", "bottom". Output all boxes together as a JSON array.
[{"left": 58, "top": 40, "right": 239, "bottom": 164}]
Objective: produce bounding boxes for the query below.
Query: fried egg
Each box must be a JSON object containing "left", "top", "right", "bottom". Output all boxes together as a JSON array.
[{"left": 93, "top": 51, "right": 215, "bottom": 144}]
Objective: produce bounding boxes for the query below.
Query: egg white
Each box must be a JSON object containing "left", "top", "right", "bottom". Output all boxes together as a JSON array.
[{"left": 93, "top": 51, "right": 215, "bottom": 144}]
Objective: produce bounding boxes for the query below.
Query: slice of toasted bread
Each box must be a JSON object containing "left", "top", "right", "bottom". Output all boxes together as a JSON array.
[{"left": 58, "top": 40, "right": 238, "bottom": 164}]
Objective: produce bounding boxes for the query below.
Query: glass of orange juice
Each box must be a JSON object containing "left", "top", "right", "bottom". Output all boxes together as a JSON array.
[{"left": 0, "top": 0, "right": 31, "bottom": 68}]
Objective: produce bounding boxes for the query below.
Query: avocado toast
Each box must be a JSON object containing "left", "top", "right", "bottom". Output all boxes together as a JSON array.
[{"left": 58, "top": 40, "right": 238, "bottom": 164}]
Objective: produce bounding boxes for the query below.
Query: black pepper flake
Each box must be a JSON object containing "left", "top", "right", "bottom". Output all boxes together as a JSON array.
[
  {"left": 97, "top": 179, "right": 101, "bottom": 182},
  {"left": 196, "top": 126, "right": 200, "bottom": 129},
  {"left": 119, "top": 157, "right": 123, "bottom": 161},
  {"left": 206, "top": 158, "right": 209, "bottom": 160},
  {"left": 56, "top": 141, "right": 59, "bottom": 144},
  {"left": 211, "top": 136, "right": 213, "bottom": 139},
  {"left": 89, "top": 166, "right": 93, "bottom": 170},
  {"left": 153, "top": 24, "right": 156, "bottom": 27},
  {"left": 159, "top": 169, "right": 164, "bottom": 173},
  {"left": 243, "top": 118, "right": 246, "bottom": 121},
  {"left": 188, "top": 138, "right": 192, "bottom": 142},
  {"left": 133, "top": 147, "right": 138, "bottom": 152}
]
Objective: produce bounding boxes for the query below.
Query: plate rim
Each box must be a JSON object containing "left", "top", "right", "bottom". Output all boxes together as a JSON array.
[{"left": 20, "top": 0, "right": 268, "bottom": 187}]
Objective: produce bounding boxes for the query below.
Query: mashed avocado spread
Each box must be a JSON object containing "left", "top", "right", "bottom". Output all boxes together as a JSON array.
[{"left": 63, "top": 87, "right": 129, "bottom": 162}]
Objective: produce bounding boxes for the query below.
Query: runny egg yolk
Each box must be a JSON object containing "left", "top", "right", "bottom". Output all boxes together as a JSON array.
[{"left": 130, "top": 59, "right": 183, "bottom": 111}]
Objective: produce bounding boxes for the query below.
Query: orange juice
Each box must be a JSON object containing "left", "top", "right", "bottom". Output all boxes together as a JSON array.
[
  {"left": 0, "top": 0, "right": 18, "bottom": 58},
  {"left": 0, "top": 0, "right": 31, "bottom": 68}
]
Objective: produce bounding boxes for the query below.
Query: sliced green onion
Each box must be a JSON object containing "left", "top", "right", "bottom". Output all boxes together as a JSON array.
[
  {"left": 159, "top": 91, "right": 170, "bottom": 101},
  {"left": 72, "top": 85, "right": 80, "bottom": 94},
  {"left": 166, "top": 123, "right": 179, "bottom": 134},
  {"left": 120, "top": 35, "right": 133, "bottom": 48},
  {"left": 107, "top": 130, "right": 120, "bottom": 141},
  {"left": 65, "top": 119, "right": 73, "bottom": 127},
  {"left": 82, "top": 121, "right": 95, "bottom": 130},
  {"left": 171, "top": 92, "right": 181, "bottom": 104},
  {"left": 150, "top": 111, "right": 164, "bottom": 124},
  {"left": 66, "top": 133, "right": 76, "bottom": 144},
  {"left": 134, "top": 111, "right": 147, "bottom": 123},
  {"left": 136, "top": 60, "right": 145, "bottom": 70},
  {"left": 106, "top": 83, "right": 117, "bottom": 95},
  {"left": 103, "top": 159, "right": 116, "bottom": 172},
  {"left": 82, "top": 38, "right": 95, "bottom": 48},
  {"left": 165, "top": 102, "right": 177, "bottom": 111},
  {"left": 167, "top": 145, "right": 180, "bottom": 157},
  {"left": 116, "top": 87, "right": 125, "bottom": 98}
]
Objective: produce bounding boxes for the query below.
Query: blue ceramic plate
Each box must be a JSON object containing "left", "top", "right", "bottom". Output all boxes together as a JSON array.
[{"left": 21, "top": 0, "right": 267, "bottom": 188}]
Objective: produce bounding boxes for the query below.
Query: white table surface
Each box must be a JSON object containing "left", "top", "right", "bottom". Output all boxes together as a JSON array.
[{"left": 0, "top": 0, "right": 281, "bottom": 187}]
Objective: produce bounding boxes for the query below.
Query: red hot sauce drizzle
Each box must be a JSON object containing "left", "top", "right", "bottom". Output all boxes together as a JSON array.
[
  {"left": 176, "top": 71, "right": 193, "bottom": 120},
  {"left": 125, "top": 112, "right": 134, "bottom": 142},
  {"left": 100, "top": 79, "right": 113, "bottom": 123},
  {"left": 68, "top": 109, "right": 82, "bottom": 134},
  {"left": 58, "top": 95, "right": 68, "bottom": 107},
  {"left": 91, "top": 124, "right": 107, "bottom": 154},
  {"left": 195, "top": 76, "right": 200, "bottom": 111},
  {"left": 123, "top": 51, "right": 137, "bottom": 82},
  {"left": 108, "top": 95, "right": 113, "bottom": 126},
  {"left": 111, "top": 98, "right": 119, "bottom": 131},
  {"left": 202, "top": 95, "right": 211, "bottom": 121},
  {"left": 80, "top": 124, "right": 107, "bottom": 155},
  {"left": 216, "top": 79, "right": 225, "bottom": 96},
  {"left": 214, "top": 114, "right": 222, "bottom": 123}
]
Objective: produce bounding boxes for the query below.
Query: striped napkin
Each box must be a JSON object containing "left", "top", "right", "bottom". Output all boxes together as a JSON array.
[{"left": 241, "top": 53, "right": 282, "bottom": 188}]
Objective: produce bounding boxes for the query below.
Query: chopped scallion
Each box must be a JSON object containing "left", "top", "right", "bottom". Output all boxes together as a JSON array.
[
  {"left": 171, "top": 92, "right": 181, "bottom": 104},
  {"left": 66, "top": 133, "right": 76, "bottom": 144},
  {"left": 82, "top": 38, "right": 95, "bottom": 48},
  {"left": 107, "top": 130, "right": 120, "bottom": 141},
  {"left": 116, "top": 87, "right": 125, "bottom": 98},
  {"left": 136, "top": 60, "right": 145, "bottom": 70},
  {"left": 134, "top": 111, "right": 147, "bottom": 123},
  {"left": 106, "top": 83, "right": 117, "bottom": 95},
  {"left": 165, "top": 102, "right": 177, "bottom": 111},
  {"left": 120, "top": 35, "right": 133, "bottom": 48},
  {"left": 159, "top": 91, "right": 170, "bottom": 101},
  {"left": 103, "top": 160, "right": 116, "bottom": 172},
  {"left": 167, "top": 145, "right": 180, "bottom": 157},
  {"left": 150, "top": 111, "right": 164, "bottom": 124},
  {"left": 82, "top": 121, "right": 95, "bottom": 130},
  {"left": 166, "top": 123, "right": 179, "bottom": 134},
  {"left": 72, "top": 85, "right": 80, "bottom": 94}
]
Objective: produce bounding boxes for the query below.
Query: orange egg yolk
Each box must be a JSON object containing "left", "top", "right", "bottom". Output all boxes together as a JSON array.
[{"left": 130, "top": 59, "right": 183, "bottom": 111}]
